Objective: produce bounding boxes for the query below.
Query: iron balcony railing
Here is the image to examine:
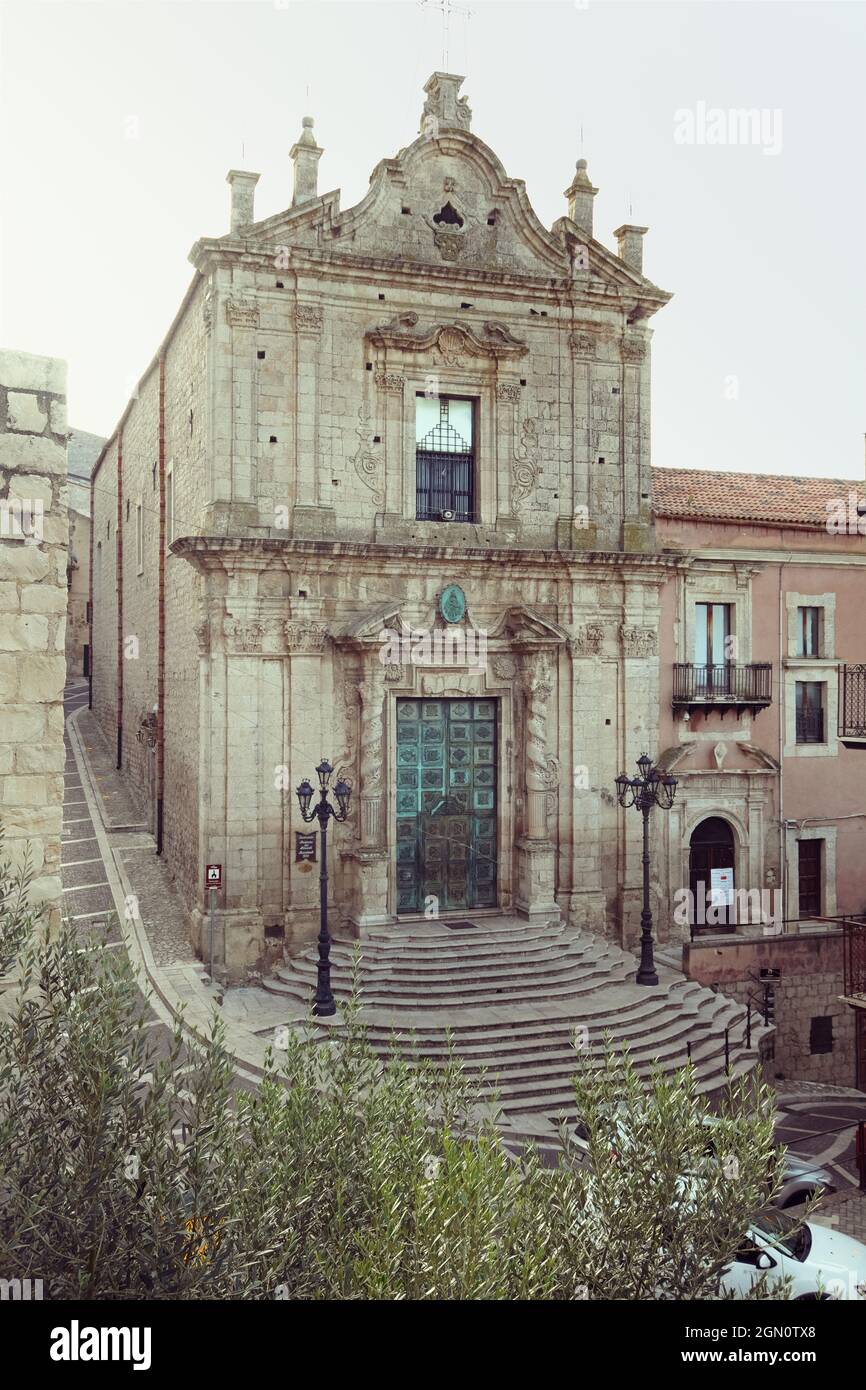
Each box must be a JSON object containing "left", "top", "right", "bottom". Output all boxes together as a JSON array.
[
  {"left": 839, "top": 664, "right": 866, "bottom": 739},
  {"left": 672, "top": 663, "right": 773, "bottom": 708},
  {"left": 795, "top": 706, "right": 825, "bottom": 744},
  {"left": 843, "top": 916, "right": 866, "bottom": 998}
]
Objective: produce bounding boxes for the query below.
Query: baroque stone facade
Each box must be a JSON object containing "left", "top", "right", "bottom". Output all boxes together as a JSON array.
[
  {"left": 0, "top": 349, "right": 68, "bottom": 932},
  {"left": 91, "top": 72, "right": 681, "bottom": 975}
]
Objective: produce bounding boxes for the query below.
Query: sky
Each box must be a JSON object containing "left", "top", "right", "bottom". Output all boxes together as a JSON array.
[{"left": 1, "top": 0, "right": 864, "bottom": 479}]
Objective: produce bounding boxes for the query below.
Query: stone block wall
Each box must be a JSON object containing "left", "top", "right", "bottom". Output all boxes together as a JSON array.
[
  {"left": 162, "top": 280, "right": 208, "bottom": 912},
  {"left": 0, "top": 349, "right": 68, "bottom": 932},
  {"left": 66, "top": 508, "right": 90, "bottom": 676},
  {"left": 91, "top": 439, "right": 119, "bottom": 759},
  {"left": 684, "top": 931, "right": 856, "bottom": 1087}
]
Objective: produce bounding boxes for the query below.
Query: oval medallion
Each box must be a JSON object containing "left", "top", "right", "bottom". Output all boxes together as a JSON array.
[{"left": 438, "top": 584, "right": 466, "bottom": 624}]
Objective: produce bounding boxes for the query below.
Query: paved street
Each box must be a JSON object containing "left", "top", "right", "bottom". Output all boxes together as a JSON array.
[{"left": 61, "top": 678, "right": 261, "bottom": 1099}]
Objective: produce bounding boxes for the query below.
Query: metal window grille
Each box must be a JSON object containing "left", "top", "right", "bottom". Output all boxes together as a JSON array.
[
  {"left": 839, "top": 664, "right": 866, "bottom": 738},
  {"left": 416, "top": 399, "right": 475, "bottom": 522},
  {"left": 795, "top": 683, "right": 825, "bottom": 743}
]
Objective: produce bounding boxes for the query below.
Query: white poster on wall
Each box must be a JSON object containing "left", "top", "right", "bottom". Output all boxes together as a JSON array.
[{"left": 709, "top": 866, "right": 735, "bottom": 907}]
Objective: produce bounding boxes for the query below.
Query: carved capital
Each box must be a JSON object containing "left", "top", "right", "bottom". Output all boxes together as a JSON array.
[
  {"left": 231, "top": 619, "right": 265, "bottom": 653},
  {"left": 295, "top": 304, "right": 323, "bottom": 333},
  {"left": 226, "top": 298, "right": 259, "bottom": 329},
  {"left": 573, "top": 622, "right": 605, "bottom": 656},
  {"left": 621, "top": 336, "right": 646, "bottom": 363},
  {"left": 373, "top": 371, "right": 405, "bottom": 394},
  {"left": 496, "top": 382, "right": 521, "bottom": 404},
  {"left": 621, "top": 624, "right": 656, "bottom": 659},
  {"left": 284, "top": 619, "right": 328, "bottom": 653},
  {"left": 570, "top": 331, "right": 596, "bottom": 357}
]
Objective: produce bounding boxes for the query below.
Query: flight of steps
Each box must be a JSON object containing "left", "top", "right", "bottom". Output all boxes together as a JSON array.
[{"left": 262, "top": 917, "right": 771, "bottom": 1133}]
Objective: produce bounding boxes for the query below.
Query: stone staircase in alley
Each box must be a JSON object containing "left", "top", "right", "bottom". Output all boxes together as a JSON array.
[{"left": 262, "top": 916, "right": 771, "bottom": 1136}]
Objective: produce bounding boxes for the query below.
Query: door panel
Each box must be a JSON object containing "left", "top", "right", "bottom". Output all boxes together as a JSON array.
[
  {"left": 689, "top": 817, "right": 736, "bottom": 933},
  {"left": 395, "top": 697, "right": 497, "bottom": 913}
]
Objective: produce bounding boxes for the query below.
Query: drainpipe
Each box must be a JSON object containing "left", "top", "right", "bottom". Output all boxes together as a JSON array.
[
  {"left": 116, "top": 429, "right": 124, "bottom": 768},
  {"left": 156, "top": 353, "right": 166, "bottom": 855},
  {"left": 778, "top": 564, "right": 786, "bottom": 917},
  {"left": 88, "top": 468, "right": 94, "bottom": 709}
]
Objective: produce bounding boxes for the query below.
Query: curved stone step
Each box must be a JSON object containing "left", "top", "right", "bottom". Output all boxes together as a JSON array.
[{"left": 264, "top": 919, "right": 769, "bottom": 1123}]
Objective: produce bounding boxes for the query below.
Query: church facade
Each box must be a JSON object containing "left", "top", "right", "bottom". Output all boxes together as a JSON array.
[{"left": 91, "top": 72, "right": 695, "bottom": 975}]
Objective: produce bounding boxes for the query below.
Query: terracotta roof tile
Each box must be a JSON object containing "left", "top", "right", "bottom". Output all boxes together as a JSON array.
[{"left": 652, "top": 467, "right": 866, "bottom": 528}]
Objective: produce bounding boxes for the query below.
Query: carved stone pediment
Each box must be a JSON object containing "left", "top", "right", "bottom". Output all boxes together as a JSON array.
[
  {"left": 366, "top": 312, "right": 528, "bottom": 361},
  {"left": 489, "top": 606, "right": 569, "bottom": 647}
]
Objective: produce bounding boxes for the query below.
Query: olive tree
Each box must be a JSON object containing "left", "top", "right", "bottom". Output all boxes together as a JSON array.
[{"left": 1, "top": 842, "right": 790, "bottom": 1300}]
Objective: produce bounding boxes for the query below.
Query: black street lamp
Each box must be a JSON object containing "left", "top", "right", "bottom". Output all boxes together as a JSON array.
[
  {"left": 615, "top": 753, "right": 677, "bottom": 986},
  {"left": 296, "top": 759, "right": 351, "bottom": 1017}
]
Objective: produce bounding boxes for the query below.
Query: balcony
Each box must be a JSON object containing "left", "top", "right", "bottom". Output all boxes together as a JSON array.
[
  {"left": 839, "top": 664, "right": 866, "bottom": 748},
  {"left": 842, "top": 917, "right": 866, "bottom": 1001},
  {"left": 795, "top": 707, "right": 825, "bottom": 744},
  {"left": 672, "top": 663, "right": 773, "bottom": 714}
]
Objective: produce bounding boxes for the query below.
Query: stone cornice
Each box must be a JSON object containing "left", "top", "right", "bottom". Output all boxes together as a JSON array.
[
  {"left": 171, "top": 534, "right": 689, "bottom": 579},
  {"left": 188, "top": 240, "right": 672, "bottom": 314}
]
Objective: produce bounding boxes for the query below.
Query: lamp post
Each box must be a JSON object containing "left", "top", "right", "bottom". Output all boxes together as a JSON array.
[
  {"left": 296, "top": 759, "right": 351, "bottom": 1018},
  {"left": 615, "top": 753, "right": 677, "bottom": 986}
]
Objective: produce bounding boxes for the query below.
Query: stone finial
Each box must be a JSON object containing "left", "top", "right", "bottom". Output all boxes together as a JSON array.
[
  {"left": 290, "top": 116, "right": 323, "bottom": 206},
  {"left": 563, "top": 159, "right": 598, "bottom": 238},
  {"left": 420, "top": 72, "right": 472, "bottom": 135},
  {"left": 614, "top": 223, "right": 649, "bottom": 273},
  {"left": 226, "top": 170, "right": 260, "bottom": 234}
]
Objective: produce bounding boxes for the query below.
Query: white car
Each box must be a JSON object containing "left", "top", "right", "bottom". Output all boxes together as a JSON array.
[{"left": 721, "top": 1206, "right": 866, "bottom": 1301}]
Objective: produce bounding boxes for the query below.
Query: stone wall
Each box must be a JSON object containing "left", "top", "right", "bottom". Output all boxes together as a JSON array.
[
  {"left": 90, "top": 279, "right": 209, "bottom": 920},
  {"left": 0, "top": 349, "right": 68, "bottom": 932},
  {"left": 684, "top": 931, "right": 856, "bottom": 1087},
  {"left": 66, "top": 508, "right": 90, "bottom": 676}
]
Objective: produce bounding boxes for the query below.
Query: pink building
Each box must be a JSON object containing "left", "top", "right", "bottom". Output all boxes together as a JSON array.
[{"left": 654, "top": 467, "right": 866, "bottom": 1086}]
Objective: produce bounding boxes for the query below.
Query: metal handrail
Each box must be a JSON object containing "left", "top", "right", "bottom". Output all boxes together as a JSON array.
[{"left": 672, "top": 662, "right": 772, "bottom": 706}]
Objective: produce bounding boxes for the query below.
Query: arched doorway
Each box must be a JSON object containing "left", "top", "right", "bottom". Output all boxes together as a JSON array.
[{"left": 689, "top": 817, "right": 736, "bottom": 934}]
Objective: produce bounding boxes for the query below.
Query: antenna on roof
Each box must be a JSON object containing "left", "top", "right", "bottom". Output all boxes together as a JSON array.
[{"left": 421, "top": 0, "right": 472, "bottom": 70}]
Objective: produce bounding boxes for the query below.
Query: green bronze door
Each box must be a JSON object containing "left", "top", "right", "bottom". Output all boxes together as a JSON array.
[{"left": 395, "top": 698, "right": 497, "bottom": 914}]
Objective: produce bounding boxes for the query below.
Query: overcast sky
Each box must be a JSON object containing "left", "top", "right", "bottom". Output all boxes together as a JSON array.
[{"left": 1, "top": 0, "right": 864, "bottom": 479}]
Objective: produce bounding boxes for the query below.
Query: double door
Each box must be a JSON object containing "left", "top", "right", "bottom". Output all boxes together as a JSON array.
[{"left": 395, "top": 698, "right": 497, "bottom": 914}]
